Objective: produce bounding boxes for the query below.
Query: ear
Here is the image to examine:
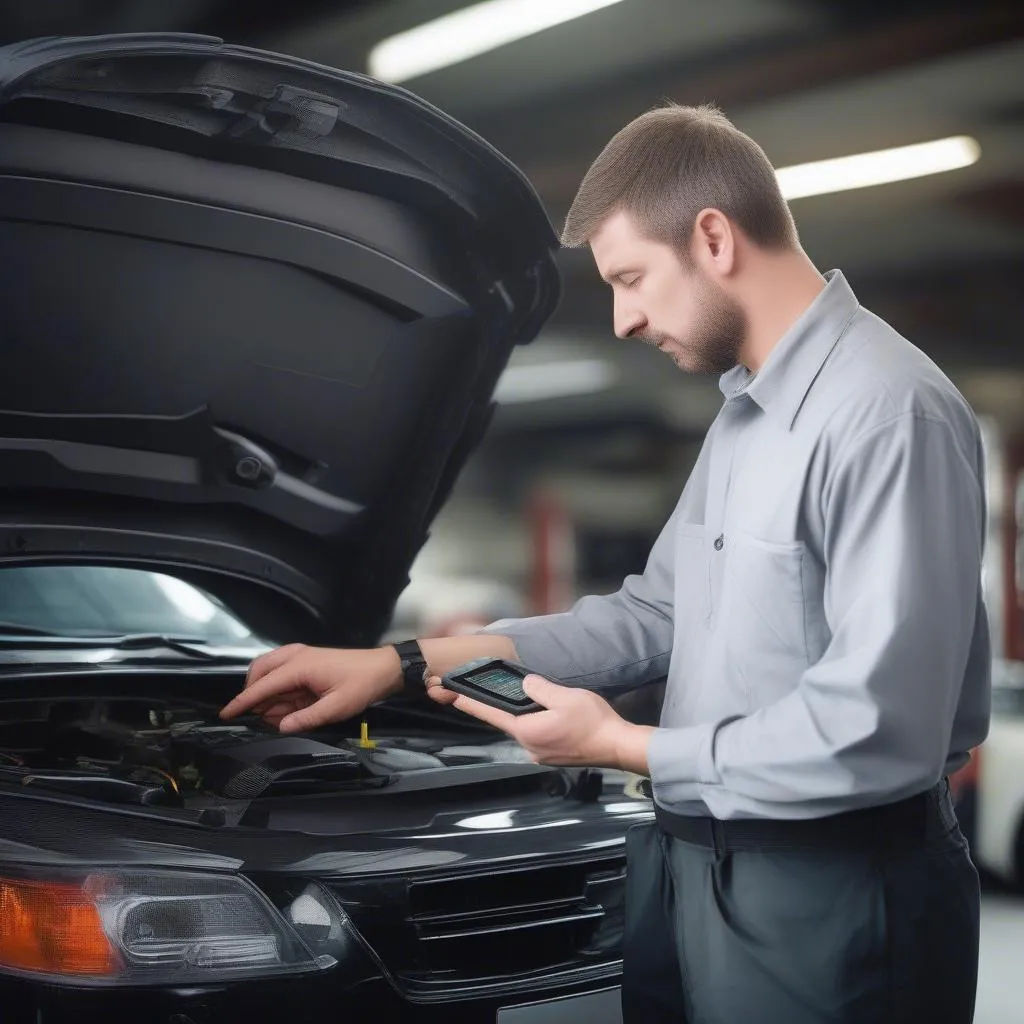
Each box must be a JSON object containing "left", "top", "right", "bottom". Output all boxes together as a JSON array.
[{"left": 692, "top": 208, "right": 736, "bottom": 277}]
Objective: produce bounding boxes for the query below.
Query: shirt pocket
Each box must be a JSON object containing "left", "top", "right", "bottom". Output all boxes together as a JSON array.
[{"left": 721, "top": 529, "right": 811, "bottom": 707}]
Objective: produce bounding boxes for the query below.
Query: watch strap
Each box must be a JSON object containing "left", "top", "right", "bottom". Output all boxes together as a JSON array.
[{"left": 392, "top": 639, "right": 428, "bottom": 694}]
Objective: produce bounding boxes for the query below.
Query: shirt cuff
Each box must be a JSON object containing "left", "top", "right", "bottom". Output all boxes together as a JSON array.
[{"left": 647, "top": 723, "right": 720, "bottom": 806}]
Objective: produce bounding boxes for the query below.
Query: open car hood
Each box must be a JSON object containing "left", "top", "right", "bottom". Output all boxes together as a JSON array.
[{"left": 0, "top": 33, "right": 561, "bottom": 646}]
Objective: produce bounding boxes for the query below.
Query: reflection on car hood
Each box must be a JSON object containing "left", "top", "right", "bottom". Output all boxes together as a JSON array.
[
  {"left": 0, "top": 33, "right": 561, "bottom": 647},
  {"left": 0, "top": 636, "right": 270, "bottom": 667}
]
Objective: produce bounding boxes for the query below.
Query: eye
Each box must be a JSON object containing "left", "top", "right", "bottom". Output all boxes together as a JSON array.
[{"left": 622, "top": 276, "right": 641, "bottom": 289}]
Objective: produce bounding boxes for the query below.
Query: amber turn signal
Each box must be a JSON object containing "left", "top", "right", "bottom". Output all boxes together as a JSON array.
[{"left": 0, "top": 876, "right": 120, "bottom": 976}]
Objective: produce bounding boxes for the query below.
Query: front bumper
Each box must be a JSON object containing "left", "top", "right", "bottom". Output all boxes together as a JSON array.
[{"left": 1, "top": 972, "right": 623, "bottom": 1023}]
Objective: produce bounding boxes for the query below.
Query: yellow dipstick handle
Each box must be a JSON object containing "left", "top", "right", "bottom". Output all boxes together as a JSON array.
[{"left": 358, "top": 721, "right": 376, "bottom": 749}]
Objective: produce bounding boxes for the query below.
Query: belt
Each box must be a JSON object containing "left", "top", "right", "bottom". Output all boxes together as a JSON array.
[{"left": 654, "top": 780, "right": 958, "bottom": 852}]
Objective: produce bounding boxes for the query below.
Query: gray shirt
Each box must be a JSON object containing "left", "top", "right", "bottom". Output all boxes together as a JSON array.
[{"left": 481, "top": 269, "right": 991, "bottom": 820}]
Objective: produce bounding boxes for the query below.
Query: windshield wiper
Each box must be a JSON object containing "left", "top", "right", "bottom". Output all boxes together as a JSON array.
[
  {"left": 106, "top": 634, "right": 224, "bottom": 659},
  {"left": 94, "top": 634, "right": 268, "bottom": 662},
  {"left": 0, "top": 629, "right": 261, "bottom": 662},
  {"left": 0, "top": 624, "right": 215, "bottom": 647}
]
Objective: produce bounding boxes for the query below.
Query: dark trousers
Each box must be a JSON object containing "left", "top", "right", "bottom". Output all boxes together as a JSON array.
[{"left": 621, "top": 783, "right": 980, "bottom": 1023}]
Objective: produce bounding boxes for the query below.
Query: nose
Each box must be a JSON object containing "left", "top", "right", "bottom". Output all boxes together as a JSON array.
[{"left": 613, "top": 296, "right": 645, "bottom": 340}]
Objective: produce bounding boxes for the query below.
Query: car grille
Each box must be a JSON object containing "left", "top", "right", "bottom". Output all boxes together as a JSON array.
[{"left": 334, "top": 853, "right": 627, "bottom": 999}]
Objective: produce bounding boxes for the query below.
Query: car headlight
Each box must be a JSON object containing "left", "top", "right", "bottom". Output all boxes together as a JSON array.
[{"left": 0, "top": 868, "right": 350, "bottom": 985}]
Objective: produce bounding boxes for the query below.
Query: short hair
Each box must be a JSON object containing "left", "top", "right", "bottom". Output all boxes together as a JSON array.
[{"left": 561, "top": 102, "right": 799, "bottom": 257}]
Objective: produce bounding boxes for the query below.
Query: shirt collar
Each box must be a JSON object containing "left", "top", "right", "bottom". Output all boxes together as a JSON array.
[{"left": 718, "top": 269, "right": 859, "bottom": 430}]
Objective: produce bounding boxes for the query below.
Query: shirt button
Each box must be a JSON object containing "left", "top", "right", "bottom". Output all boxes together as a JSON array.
[{"left": 714, "top": 534, "right": 724, "bottom": 551}]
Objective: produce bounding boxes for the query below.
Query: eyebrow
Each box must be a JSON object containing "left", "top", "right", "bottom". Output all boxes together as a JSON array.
[{"left": 601, "top": 267, "right": 639, "bottom": 285}]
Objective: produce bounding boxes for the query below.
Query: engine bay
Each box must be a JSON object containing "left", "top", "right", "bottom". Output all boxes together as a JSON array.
[{"left": 0, "top": 696, "right": 536, "bottom": 811}]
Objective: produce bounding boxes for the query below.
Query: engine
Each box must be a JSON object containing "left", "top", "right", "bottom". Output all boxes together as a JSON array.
[{"left": 0, "top": 697, "right": 533, "bottom": 808}]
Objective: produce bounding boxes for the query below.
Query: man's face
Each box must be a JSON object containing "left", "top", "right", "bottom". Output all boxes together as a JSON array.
[{"left": 589, "top": 210, "right": 745, "bottom": 375}]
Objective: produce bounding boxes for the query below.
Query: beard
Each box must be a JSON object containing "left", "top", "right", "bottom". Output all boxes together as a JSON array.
[{"left": 641, "top": 275, "right": 746, "bottom": 375}]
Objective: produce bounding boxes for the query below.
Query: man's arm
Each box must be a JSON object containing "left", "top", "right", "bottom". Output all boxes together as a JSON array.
[
  {"left": 427, "top": 423, "right": 721, "bottom": 696},
  {"left": 416, "top": 633, "right": 520, "bottom": 680},
  {"left": 471, "top": 492, "right": 686, "bottom": 696},
  {"left": 646, "top": 411, "right": 989, "bottom": 816},
  {"left": 221, "top": 490, "right": 683, "bottom": 731}
]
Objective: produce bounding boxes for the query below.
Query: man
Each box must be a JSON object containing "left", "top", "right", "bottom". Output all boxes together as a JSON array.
[{"left": 220, "top": 104, "right": 989, "bottom": 1023}]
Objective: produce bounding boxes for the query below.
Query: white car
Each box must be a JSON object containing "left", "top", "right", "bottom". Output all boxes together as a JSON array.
[{"left": 953, "top": 660, "right": 1024, "bottom": 885}]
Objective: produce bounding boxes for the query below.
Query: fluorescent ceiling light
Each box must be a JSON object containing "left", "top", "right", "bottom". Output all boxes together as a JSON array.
[
  {"left": 368, "top": 0, "right": 627, "bottom": 83},
  {"left": 495, "top": 359, "right": 618, "bottom": 403},
  {"left": 776, "top": 135, "right": 980, "bottom": 200}
]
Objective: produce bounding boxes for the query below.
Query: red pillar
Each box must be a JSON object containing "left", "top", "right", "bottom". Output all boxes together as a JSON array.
[
  {"left": 1004, "top": 441, "right": 1023, "bottom": 662},
  {"left": 528, "top": 488, "right": 575, "bottom": 616}
]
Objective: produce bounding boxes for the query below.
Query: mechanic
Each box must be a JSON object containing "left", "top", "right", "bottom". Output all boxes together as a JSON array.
[{"left": 220, "top": 103, "right": 989, "bottom": 1023}]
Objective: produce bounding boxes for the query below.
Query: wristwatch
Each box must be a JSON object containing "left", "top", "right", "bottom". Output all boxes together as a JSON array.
[{"left": 392, "top": 639, "right": 429, "bottom": 694}]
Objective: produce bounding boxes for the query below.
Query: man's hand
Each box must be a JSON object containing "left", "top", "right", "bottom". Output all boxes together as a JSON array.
[
  {"left": 218, "top": 644, "right": 403, "bottom": 733},
  {"left": 427, "top": 673, "right": 653, "bottom": 774}
]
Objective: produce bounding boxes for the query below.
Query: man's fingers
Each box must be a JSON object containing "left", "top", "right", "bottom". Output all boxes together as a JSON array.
[
  {"left": 451, "top": 693, "right": 518, "bottom": 733},
  {"left": 279, "top": 694, "right": 340, "bottom": 734},
  {"left": 254, "top": 700, "right": 299, "bottom": 720},
  {"left": 278, "top": 709, "right": 313, "bottom": 733},
  {"left": 521, "top": 674, "right": 565, "bottom": 705},
  {"left": 245, "top": 643, "right": 303, "bottom": 687},
  {"left": 249, "top": 690, "right": 313, "bottom": 717},
  {"left": 220, "top": 664, "right": 301, "bottom": 719},
  {"left": 425, "top": 676, "right": 458, "bottom": 705}
]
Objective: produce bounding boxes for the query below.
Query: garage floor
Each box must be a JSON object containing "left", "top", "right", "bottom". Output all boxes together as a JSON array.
[{"left": 976, "top": 889, "right": 1024, "bottom": 1023}]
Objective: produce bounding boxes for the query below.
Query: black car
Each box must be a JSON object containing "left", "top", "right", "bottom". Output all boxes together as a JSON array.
[{"left": 0, "top": 34, "right": 651, "bottom": 1024}]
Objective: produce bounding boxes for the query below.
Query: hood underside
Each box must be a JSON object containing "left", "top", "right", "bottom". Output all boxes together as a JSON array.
[{"left": 0, "top": 33, "right": 562, "bottom": 645}]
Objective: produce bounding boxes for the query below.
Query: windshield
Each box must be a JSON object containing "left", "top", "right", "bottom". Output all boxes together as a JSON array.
[{"left": 0, "top": 566, "right": 267, "bottom": 645}]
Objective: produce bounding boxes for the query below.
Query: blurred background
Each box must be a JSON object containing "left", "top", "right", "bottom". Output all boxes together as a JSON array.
[{"left": 1, "top": 1, "right": 1022, "bottom": 1019}]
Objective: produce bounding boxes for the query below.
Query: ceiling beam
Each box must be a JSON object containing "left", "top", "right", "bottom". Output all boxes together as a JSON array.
[{"left": 476, "top": 4, "right": 1024, "bottom": 207}]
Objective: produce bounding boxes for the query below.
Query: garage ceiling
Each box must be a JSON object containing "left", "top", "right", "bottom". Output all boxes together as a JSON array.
[{"left": 2, "top": 0, "right": 1022, "bottom": 436}]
